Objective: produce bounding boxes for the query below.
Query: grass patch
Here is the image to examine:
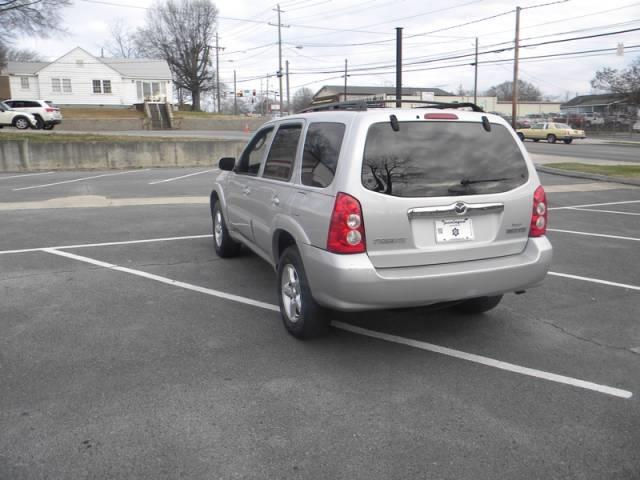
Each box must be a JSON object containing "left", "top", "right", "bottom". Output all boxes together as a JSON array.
[
  {"left": 548, "top": 162, "right": 640, "bottom": 178},
  {"left": 0, "top": 132, "right": 213, "bottom": 143},
  {"left": 60, "top": 107, "right": 144, "bottom": 119}
]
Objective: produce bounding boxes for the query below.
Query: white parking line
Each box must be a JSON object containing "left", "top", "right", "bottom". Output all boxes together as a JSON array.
[
  {"left": 43, "top": 248, "right": 280, "bottom": 312},
  {"left": 13, "top": 169, "right": 151, "bottom": 191},
  {"left": 41, "top": 248, "right": 633, "bottom": 399},
  {"left": 548, "top": 272, "right": 640, "bottom": 292},
  {"left": 565, "top": 207, "right": 640, "bottom": 216},
  {"left": 0, "top": 172, "right": 54, "bottom": 180},
  {"left": 549, "top": 200, "right": 640, "bottom": 211},
  {"left": 547, "top": 229, "right": 640, "bottom": 242},
  {"left": 332, "top": 322, "right": 632, "bottom": 399},
  {"left": 149, "top": 169, "right": 217, "bottom": 185},
  {"left": 0, "top": 234, "right": 212, "bottom": 255}
]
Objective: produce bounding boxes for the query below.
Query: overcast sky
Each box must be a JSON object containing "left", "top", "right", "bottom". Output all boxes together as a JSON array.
[{"left": 16, "top": 0, "right": 640, "bottom": 101}]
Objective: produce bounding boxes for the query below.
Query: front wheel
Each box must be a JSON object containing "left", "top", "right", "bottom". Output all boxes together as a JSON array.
[
  {"left": 454, "top": 295, "right": 503, "bottom": 314},
  {"left": 277, "top": 246, "right": 329, "bottom": 339},
  {"left": 563, "top": 138, "right": 573, "bottom": 144},
  {"left": 547, "top": 134, "right": 557, "bottom": 144},
  {"left": 14, "top": 117, "right": 30, "bottom": 130},
  {"left": 212, "top": 201, "right": 241, "bottom": 258}
]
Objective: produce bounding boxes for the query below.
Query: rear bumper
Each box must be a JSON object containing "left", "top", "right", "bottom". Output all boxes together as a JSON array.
[{"left": 300, "top": 237, "right": 552, "bottom": 311}]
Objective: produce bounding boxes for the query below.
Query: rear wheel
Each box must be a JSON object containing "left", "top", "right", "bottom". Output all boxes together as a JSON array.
[
  {"left": 563, "top": 138, "right": 573, "bottom": 144},
  {"left": 212, "top": 201, "right": 241, "bottom": 258},
  {"left": 278, "top": 246, "right": 329, "bottom": 339},
  {"left": 13, "top": 117, "right": 30, "bottom": 130},
  {"left": 455, "top": 295, "right": 503, "bottom": 314},
  {"left": 34, "top": 116, "right": 44, "bottom": 129},
  {"left": 517, "top": 132, "right": 525, "bottom": 141},
  {"left": 546, "top": 134, "right": 557, "bottom": 144},
  {"left": 43, "top": 124, "right": 55, "bottom": 130}
]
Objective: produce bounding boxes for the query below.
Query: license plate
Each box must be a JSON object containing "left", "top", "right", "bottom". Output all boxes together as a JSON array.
[{"left": 435, "top": 218, "right": 474, "bottom": 243}]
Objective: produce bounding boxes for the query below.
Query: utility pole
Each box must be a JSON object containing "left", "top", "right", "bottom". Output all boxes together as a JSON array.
[
  {"left": 214, "top": 32, "right": 225, "bottom": 114},
  {"left": 286, "top": 60, "right": 290, "bottom": 115},
  {"left": 233, "top": 70, "right": 237, "bottom": 115},
  {"left": 395, "top": 27, "right": 403, "bottom": 108},
  {"left": 512, "top": 6, "right": 521, "bottom": 129},
  {"left": 269, "top": 5, "right": 289, "bottom": 116},
  {"left": 473, "top": 37, "right": 478, "bottom": 105},
  {"left": 266, "top": 74, "right": 270, "bottom": 114},
  {"left": 344, "top": 59, "right": 348, "bottom": 101}
]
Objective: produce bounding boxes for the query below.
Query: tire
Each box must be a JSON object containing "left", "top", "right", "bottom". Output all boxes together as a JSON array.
[
  {"left": 277, "top": 245, "right": 329, "bottom": 339},
  {"left": 546, "top": 134, "right": 557, "bottom": 144},
  {"left": 517, "top": 132, "right": 525, "bottom": 141},
  {"left": 211, "top": 201, "right": 241, "bottom": 258},
  {"left": 34, "top": 116, "right": 44, "bottom": 130},
  {"left": 563, "top": 138, "right": 573, "bottom": 144},
  {"left": 43, "top": 125, "right": 55, "bottom": 130},
  {"left": 455, "top": 295, "right": 503, "bottom": 314},
  {"left": 13, "top": 117, "right": 30, "bottom": 130}
]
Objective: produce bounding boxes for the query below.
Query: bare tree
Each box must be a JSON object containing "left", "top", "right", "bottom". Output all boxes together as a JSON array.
[
  {"left": 7, "top": 48, "right": 43, "bottom": 62},
  {"left": 0, "top": 0, "right": 70, "bottom": 68},
  {"left": 103, "top": 19, "right": 140, "bottom": 58},
  {"left": 136, "top": 0, "right": 218, "bottom": 111},
  {"left": 292, "top": 87, "right": 314, "bottom": 112},
  {"left": 591, "top": 56, "right": 640, "bottom": 107},
  {"left": 485, "top": 80, "right": 542, "bottom": 101}
]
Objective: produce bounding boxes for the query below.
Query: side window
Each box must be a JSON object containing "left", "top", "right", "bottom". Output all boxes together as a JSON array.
[
  {"left": 26, "top": 101, "right": 40, "bottom": 108},
  {"left": 236, "top": 127, "right": 274, "bottom": 175},
  {"left": 532, "top": 123, "right": 544, "bottom": 129},
  {"left": 262, "top": 124, "right": 302, "bottom": 181},
  {"left": 301, "top": 122, "right": 345, "bottom": 188}
]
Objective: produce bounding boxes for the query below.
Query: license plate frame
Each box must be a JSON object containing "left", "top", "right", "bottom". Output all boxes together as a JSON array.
[{"left": 435, "top": 218, "right": 474, "bottom": 243}]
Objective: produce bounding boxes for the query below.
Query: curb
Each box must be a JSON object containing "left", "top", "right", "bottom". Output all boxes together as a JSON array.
[
  {"left": 536, "top": 165, "right": 640, "bottom": 187},
  {"left": 603, "top": 141, "right": 640, "bottom": 148}
]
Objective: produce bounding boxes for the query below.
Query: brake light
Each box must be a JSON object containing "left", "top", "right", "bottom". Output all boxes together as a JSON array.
[
  {"left": 45, "top": 108, "right": 57, "bottom": 112},
  {"left": 424, "top": 113, "right": 458, "bottom": 120},
  {"left": 327, "top": 192, "right": 366, "bottom": 254},
  {"left": 529, "top": 185, "right": 547, "bottom": 237}
]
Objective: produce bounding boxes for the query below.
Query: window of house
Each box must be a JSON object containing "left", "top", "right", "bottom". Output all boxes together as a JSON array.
[
  {"left": 136, "top": 80, "right": 167, "bottom": 101},
  {"left": 20, "top": 76, "right": 29, "bottom": 89},
  {"left": 62, "top": 78, "right": 72, "bottom": 93},
  {"left": 51, "top": 78, "right": 61, "bottom": 93},
  {"left": 93, "top": 80, "right": 112, "bottom": 94}
]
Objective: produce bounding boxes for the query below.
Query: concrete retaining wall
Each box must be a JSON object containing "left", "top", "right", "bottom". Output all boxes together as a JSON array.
[
  {"left": 0, "top": 140, "right": 247, "bottom": 172},
  {"left": 55, "top": 117, "right": 267, "bottom": 132},
  {"left": 172, "top": 117, "right": 267, "bottom": 131}
]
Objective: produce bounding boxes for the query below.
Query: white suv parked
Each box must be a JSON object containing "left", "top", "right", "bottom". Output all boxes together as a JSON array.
[
  {"left": 0, "top": 101, "right": 38, "bottom": 129},
  {"left": 4, "top": 99, "right": 62, "bottom": 130},
  {"left": 210, "top": 101, "right": 552, "bottom": 339}
]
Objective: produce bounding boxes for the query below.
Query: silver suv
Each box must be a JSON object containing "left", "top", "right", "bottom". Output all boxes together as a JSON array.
[{"left": 210, "top": 102, "right": 552, "bottom": 339}]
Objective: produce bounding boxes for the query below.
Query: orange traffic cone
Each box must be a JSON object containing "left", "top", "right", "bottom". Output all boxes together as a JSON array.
[{"left": 243, "top": 123, "right": 249, "bottom": 133}]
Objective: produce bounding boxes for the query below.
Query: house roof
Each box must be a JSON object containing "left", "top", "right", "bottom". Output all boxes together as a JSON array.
[
  {"left": 314, "top": 85, "right": 453, "bottom": 97},
  {"left": 561, "top": 93, "right": 629, "bottom": 107},
  {"left": 101, "top": 58, "right": 172, "bottom": 79},
  {"left": 6, "top": 47, "right": 171, "bottom": 80},
  {"left": 6, "top": 62, "right": 48, "bottom": 75}
]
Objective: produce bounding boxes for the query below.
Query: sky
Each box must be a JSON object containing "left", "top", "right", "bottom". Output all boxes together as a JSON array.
[{"left": 14, "top": 0, "right": 640, "bottom": 103}]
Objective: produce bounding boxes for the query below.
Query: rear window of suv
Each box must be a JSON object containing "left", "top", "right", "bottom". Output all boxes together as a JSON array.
[{"left": 361, "top": 121, "right": 528, "bottom": 197}]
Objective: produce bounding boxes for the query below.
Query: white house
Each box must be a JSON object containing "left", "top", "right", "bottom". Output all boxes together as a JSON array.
[{"left": 1, "top": 47, "right": 173, "bottom": 106}]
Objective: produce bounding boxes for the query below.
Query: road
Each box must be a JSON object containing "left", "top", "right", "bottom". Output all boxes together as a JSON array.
[
  {"left": 524, "top": 141, "right": 640, "bottom": 163},
  {"left": 1, "top": 166, "right": 638, "bottom": 479}
]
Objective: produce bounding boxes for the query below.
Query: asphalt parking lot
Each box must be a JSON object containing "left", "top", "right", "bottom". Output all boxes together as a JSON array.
[{"left": 1, "top": 167, "right": 639, "bottom": 479}]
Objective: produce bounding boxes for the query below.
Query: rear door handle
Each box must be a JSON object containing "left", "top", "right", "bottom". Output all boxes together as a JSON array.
[
  {"left": 243, "top": 187, "right": 251, "bottom": 195},
  {"left": 271, "top": 196, "right": 280, "bottom": 206}
]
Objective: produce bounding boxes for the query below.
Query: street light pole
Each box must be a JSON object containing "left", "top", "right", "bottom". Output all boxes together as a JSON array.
[
  {"left": 512, "top": 6, "right": 521, "bottom": 129},
  {"left": 276, "top": 5, "right": 284, "bottom": 115},
  {"left": 473, "top": 37, "right": 478, "bottom": 105},
  {"left": 233, "top": 70, "right": 237, "bottom": 115},
  {"left": 286, "top": 60, "right": 290, "bottom": 115}
]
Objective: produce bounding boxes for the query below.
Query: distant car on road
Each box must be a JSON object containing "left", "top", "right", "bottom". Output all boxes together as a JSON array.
[
  {"left": 4, "top": 99, "right": 62, "bottom": 130},
  {"left": 0, "top": 101, "right": 38, "bottom": 130},
  {"left": 516, "top": 122, "right": 585, "bottom": 144}
]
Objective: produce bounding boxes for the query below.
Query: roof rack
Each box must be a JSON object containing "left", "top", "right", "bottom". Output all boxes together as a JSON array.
[{"left": 300, "top": 99, "right": 484, "bottom": 113}]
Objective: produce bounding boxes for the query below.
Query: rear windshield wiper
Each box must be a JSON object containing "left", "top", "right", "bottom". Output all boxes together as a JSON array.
[{"left": 460, "top": 177, "right": 510, "bottom": 185}]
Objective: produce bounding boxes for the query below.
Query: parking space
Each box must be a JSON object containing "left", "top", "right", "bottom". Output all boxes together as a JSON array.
[{"left": 1, "top": 168, "right": 639, "bottom": 479}]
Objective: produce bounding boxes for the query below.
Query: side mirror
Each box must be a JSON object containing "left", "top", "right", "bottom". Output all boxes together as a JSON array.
[{"left": 219, "top": 157, "right": 236, "bottom": 171}]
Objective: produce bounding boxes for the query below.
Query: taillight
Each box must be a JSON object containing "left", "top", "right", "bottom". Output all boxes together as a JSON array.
[
  {"left": 45, "top": 108, "right": 57, "bottom": 112},
  {"left": 530, "top": 185, "right": 547, "bottom": 237},
  {"left": 327, "top": 192, "right": 366, "bottom": 254},
  {"left": 424, "top": 113, "right": 458, "bottom": 120}
]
